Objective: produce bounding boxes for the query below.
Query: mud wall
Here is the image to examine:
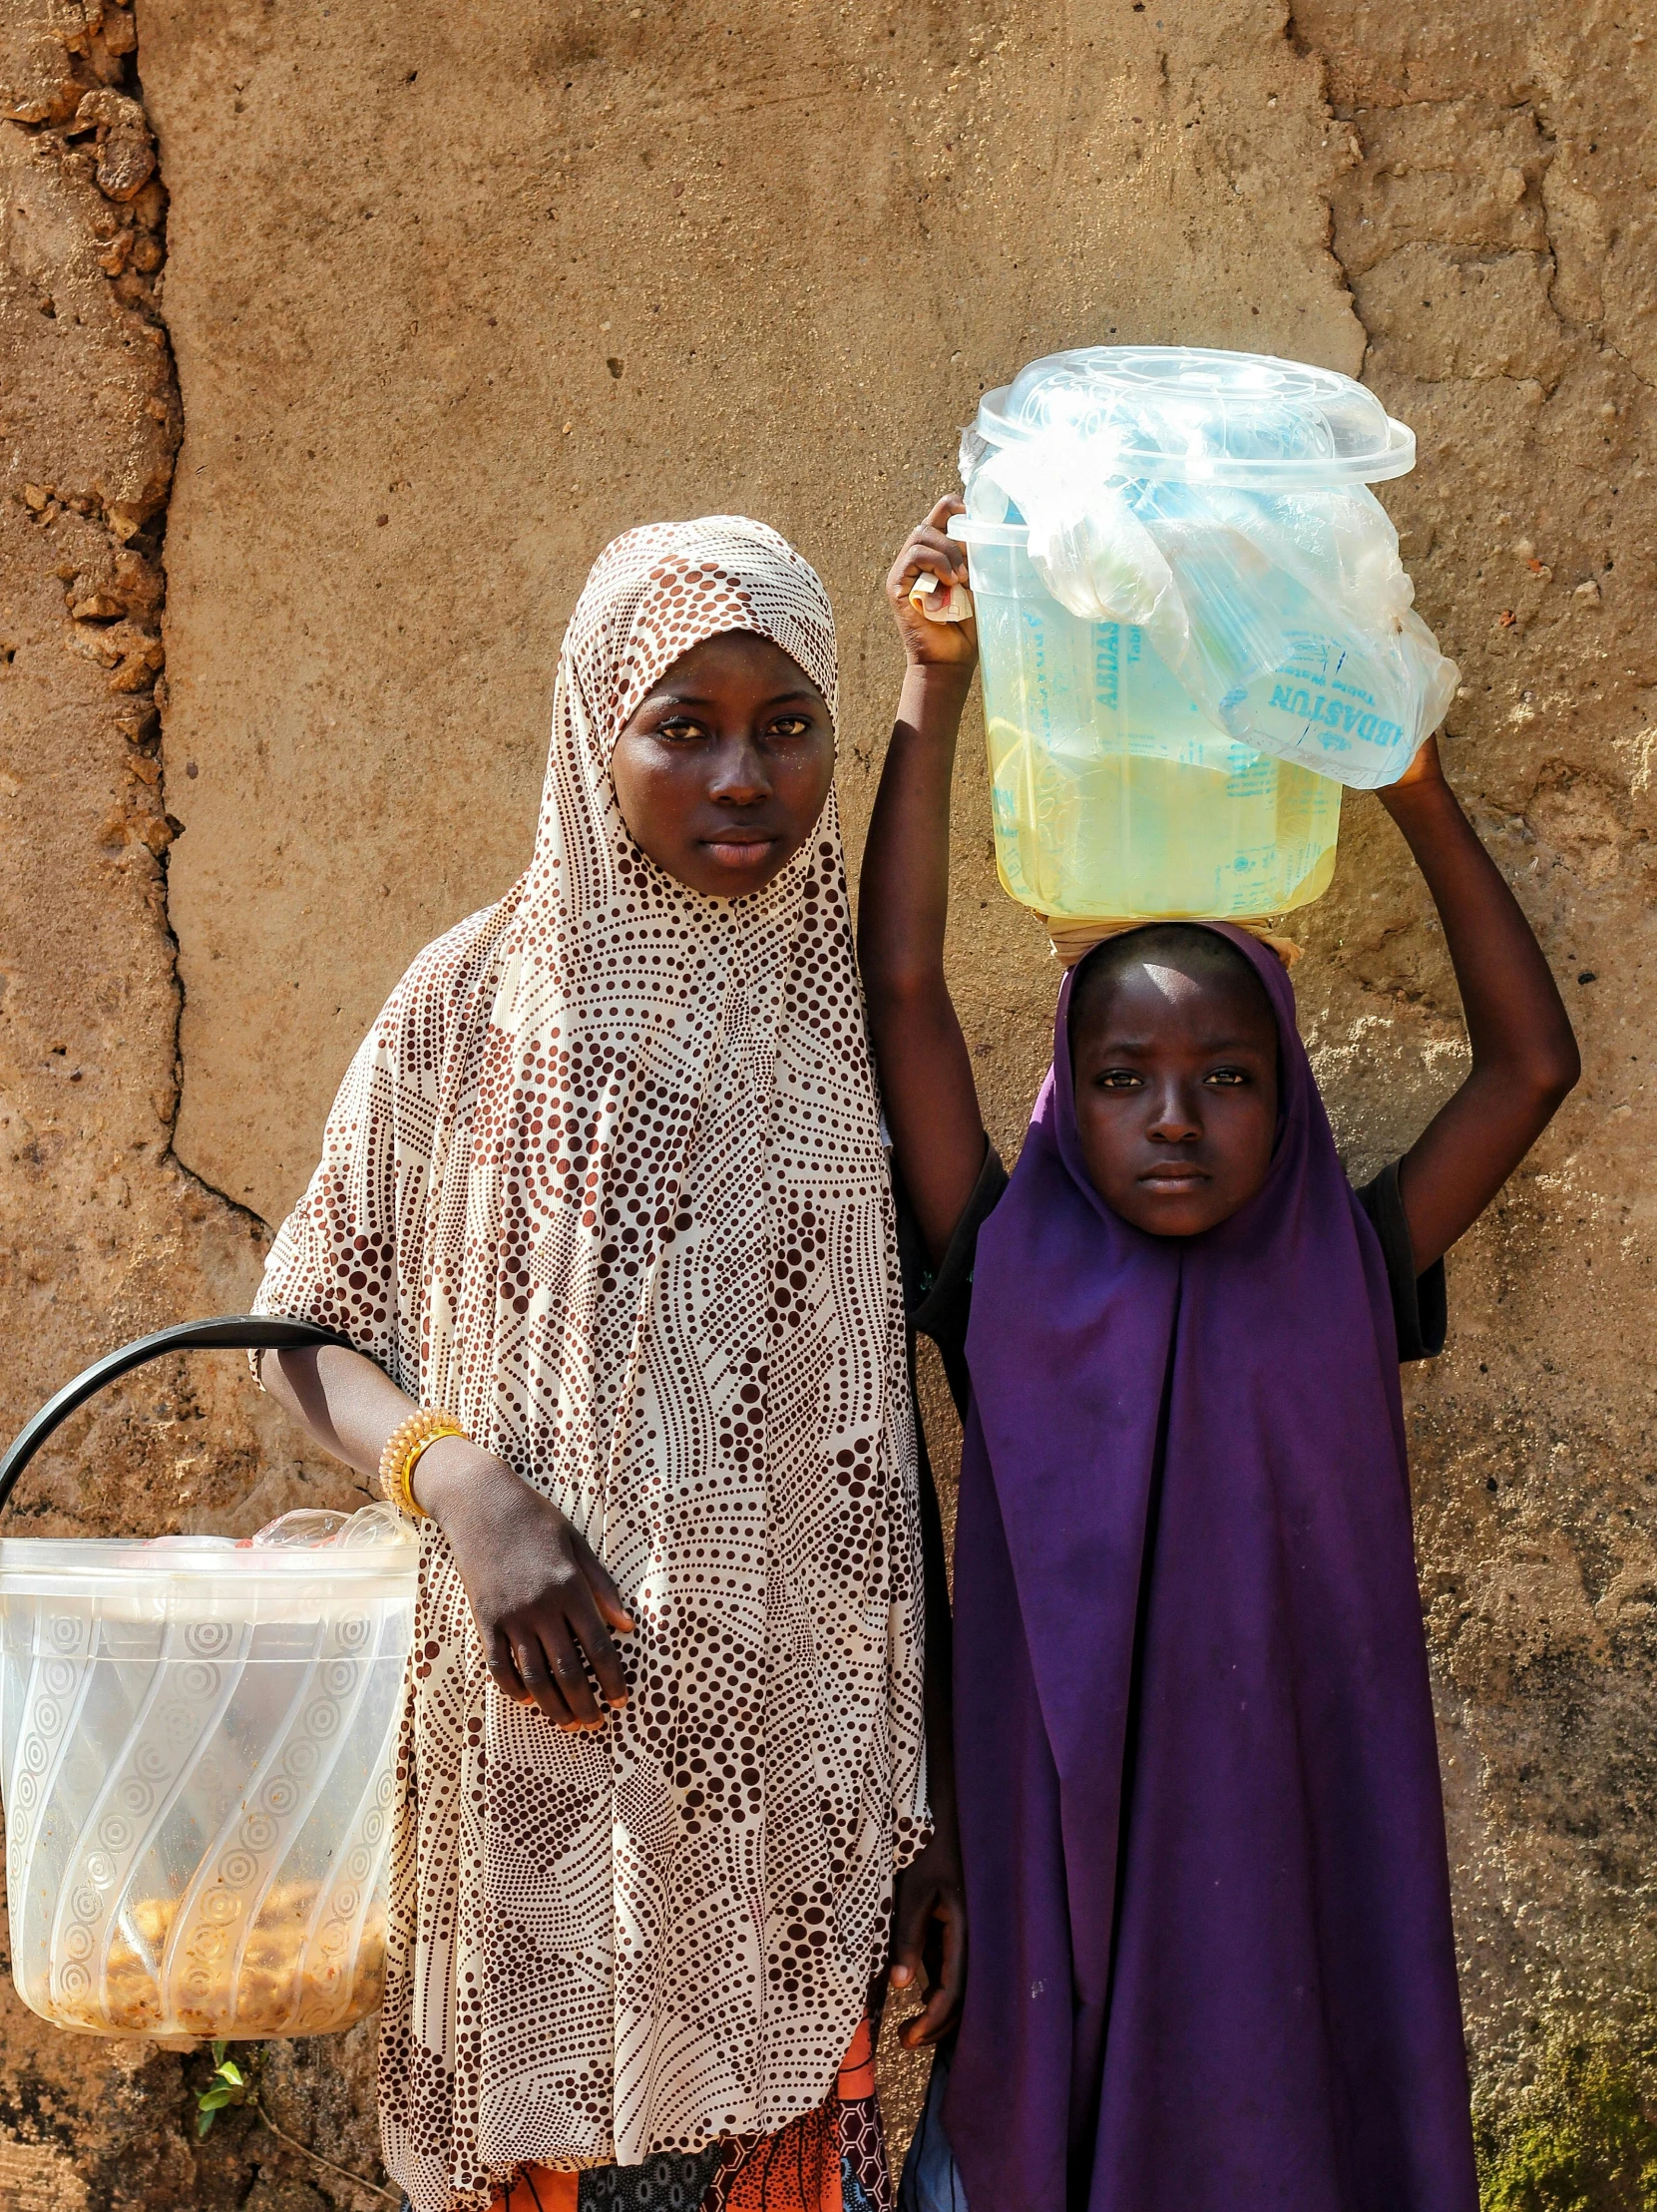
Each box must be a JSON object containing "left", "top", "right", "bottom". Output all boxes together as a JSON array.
[{"left": 1, "top": 0, "right": 1653, "bottom": 2202}]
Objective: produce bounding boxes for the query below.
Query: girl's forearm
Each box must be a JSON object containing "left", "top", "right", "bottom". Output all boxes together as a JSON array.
[
  {"left": 262, "top": 1345, "right": 533, "bottom": 1532},
  {"left": 858, "top": 663, "right": 973, "bottom": 1005},
  {"left": 1377, "top": 772, "right": 1578, "bottom": 1094},
  {"left": 261, "top": 1345, "right": 417, "bottom": 1481},
  {"left": 857, "top": 663, "right": 987, "bottom": 1261},
  {"left": 1377, "top": 757, "right": 1579, "bottom": 1268}
]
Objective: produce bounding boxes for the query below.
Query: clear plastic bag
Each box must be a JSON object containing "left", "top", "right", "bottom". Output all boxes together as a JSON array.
[
  {"left": 962, "top": 348, "right": 1457, "bottom": 791},
  {"left": 247, "top": 1502, "right": 408, "bottom": 1549}
]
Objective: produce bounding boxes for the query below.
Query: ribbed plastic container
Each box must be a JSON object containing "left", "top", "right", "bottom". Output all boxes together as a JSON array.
[
  {"left": 957, "top": 344, "right": 1455, "bottom": 926},
  {"left": 0, "top": 1514, "right": 414, "bottom": 2040},
  {"left": 958, "top": 516, "right": 1342, "bottom": 924}
]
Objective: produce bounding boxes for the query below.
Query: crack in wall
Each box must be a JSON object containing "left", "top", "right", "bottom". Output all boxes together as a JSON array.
[
  {"left": 1279, "top": 0, "right": 1377, "bottom": 375},
  {"left": 97, "top": 25, "right": 270, "bottom": 1239},
  {"left": 2, "top": 6, "right": 267, "bottom": 1247},
  {"left": 1283, "top": 4, "right": 1653, "bottom": 407}
]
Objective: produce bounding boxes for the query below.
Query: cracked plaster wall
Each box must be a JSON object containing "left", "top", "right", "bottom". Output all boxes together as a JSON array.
[{"left": 0, "top": 0, "right": 1654, "bottom": 2202}]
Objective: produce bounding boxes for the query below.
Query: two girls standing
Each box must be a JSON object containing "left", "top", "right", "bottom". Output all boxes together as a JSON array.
[{"left": 257, "top": 502, "right": 1574, "bottom": 2212}]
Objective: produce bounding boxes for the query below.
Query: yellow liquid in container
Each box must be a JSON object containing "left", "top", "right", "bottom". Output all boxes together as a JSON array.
[{"left": 964, "top": 521, "right": 1342, "bottom": 923}]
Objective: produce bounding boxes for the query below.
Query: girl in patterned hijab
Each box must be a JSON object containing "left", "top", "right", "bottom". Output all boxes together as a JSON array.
[{"left": 254, "top": 519, "right": 957, "bottom": 2212}]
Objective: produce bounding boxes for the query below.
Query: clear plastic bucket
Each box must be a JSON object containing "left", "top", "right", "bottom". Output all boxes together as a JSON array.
[
  {"left": 958, "top": 516, "right": 1342, "bottom": 924},
  {"left": 953, "top": 345, "right": 1457, "bottom": 926},
  {"left": 0, "top": 1514, "right": 414, "bottom": 2040}
]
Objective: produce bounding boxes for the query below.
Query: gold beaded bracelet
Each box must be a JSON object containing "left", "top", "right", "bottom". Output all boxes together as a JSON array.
[{"left": 378, "top": 1408, "right": 468, "bottom": 1521}]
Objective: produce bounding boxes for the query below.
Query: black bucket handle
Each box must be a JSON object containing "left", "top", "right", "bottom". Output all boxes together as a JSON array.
[{"left": 0, "top": 1318, "right": 354, "bottom": 1518}]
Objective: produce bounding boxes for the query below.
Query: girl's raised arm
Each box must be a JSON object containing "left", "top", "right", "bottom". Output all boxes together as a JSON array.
[
  {"left": 1379, "top": 736, "right": 1580, "bottom": 1270},
  {"left": 859, "top": 500, "right": 990, "bottom": 1264}
]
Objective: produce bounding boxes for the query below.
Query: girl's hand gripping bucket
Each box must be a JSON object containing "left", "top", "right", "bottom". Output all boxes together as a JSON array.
[{"left": 0, "top": 1319, "right": 416, "bottom": 2041}]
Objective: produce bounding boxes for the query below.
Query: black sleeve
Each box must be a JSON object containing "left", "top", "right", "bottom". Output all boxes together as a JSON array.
[
  {"left": 1355, "top": 1160, "right": 1447, "bottom": 1363},
  {"left": 892, "top": 1141, "right": 1011, "bottom": 1418}
]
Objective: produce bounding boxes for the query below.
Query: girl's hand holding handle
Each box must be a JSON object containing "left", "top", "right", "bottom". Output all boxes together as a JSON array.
[
  {"left": 887, "top": 497, "right": 979, "bottom": 673},
  {"left": 417, "top": 1438, "right": 634, "bottom": 1731}
]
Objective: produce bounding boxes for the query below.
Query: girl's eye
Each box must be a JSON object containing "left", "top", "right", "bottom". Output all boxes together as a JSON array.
[
  {"left": 1205, "top": 1069, "right": 1249, "bottom": 1088},
  {"left": 656, "top": 716, "right": 708, "bottom": 742},
  {"left": 1096, "top": 1071, "right": 1142, "bottom": 1090},
  {"left": 768, "top": 715, "right": 812, "bottom": 738}
]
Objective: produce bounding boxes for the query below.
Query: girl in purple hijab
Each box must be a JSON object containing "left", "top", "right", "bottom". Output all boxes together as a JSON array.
[{"left": 860, "top": 503, "right": 1580, "bottom": 2212}]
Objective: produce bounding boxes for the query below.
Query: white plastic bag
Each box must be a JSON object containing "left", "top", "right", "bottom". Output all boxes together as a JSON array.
[{"left": 960, "top": 348, "right": 1458, "bottom": 791}]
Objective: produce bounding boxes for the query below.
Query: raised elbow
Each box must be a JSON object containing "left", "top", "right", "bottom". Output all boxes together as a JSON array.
[
  {"left": 1541, "top": 1015, "right": 1583, "bottom": 1103},
  {"left": 1545, "top": 1042, "right": 1582, "bottom": 1106},
  {"left": 1471, "top": 1030, "right": 1579, "bottom": 1133},
  {"left": 1525, "top": 1035, "right": 1581, "bottom": 1116}
]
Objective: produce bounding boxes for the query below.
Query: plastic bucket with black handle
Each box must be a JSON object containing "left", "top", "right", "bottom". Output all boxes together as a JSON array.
[{"left": 0, "top": 1319, "right": 414, "bottom": 2042}]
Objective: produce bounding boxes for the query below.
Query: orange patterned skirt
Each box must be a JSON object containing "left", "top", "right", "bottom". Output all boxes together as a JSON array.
[{"left": 489, "top": 2020, "right": 889, "bottom": 2212}]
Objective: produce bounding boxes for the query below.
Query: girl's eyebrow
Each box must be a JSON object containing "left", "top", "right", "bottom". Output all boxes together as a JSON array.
[
  {"left": 1090, "top": 1035, "right": 1271, "bottom": 1055},
  {"left": 648, "top": 688, "right": 820, "bottom": 709}
]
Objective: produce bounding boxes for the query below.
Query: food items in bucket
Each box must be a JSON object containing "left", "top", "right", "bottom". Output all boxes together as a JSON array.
[
  {"left": 54, "top": 1881, "right": 386, "bottom": 2037},
  {"left": 1, "top": 1501, "right": 412, "bottom": 2048}
]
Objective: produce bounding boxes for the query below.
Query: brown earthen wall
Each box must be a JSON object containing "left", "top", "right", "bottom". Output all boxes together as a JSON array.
[{"left": 0, "top": 0, "right": 1652, "bottom": 2202}]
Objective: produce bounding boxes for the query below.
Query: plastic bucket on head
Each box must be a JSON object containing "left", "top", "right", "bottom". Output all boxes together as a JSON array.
[
  {"left": 955, "top": 345, "right": 1458, "bottom": 930},
  {"left": 954, "top": 515, "right": 1342, "bottom": 929}
]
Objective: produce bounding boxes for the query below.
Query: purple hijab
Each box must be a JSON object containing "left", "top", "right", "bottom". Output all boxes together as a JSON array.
[{"left": 944, "top": 926, "right": 1477, "bottom": 2212}]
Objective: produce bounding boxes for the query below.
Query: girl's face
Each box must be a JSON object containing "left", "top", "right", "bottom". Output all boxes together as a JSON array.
[
  {"left": 1070, "top": 955, "right": 1280, "bottom": 1237},
  {"left": 611, "top": 631, "right": 835, "bottom": 899}
]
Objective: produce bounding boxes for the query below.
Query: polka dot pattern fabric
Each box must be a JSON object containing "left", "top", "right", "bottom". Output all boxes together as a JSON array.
[{"left": 255, "top": 518, "right": 928, "bottom": 2211}]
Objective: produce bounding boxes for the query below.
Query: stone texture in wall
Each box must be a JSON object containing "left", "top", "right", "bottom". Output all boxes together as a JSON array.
[
  {"left": 1293, "top": 3, "right": 1657, "bottom": 2194},
  {"left": 0, "top": 8, "right": 393, "bottom": 2201}
]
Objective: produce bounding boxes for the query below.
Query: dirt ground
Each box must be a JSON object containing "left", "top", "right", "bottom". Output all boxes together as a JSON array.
[{"left": 2, "top": 0, "right": 1655, "bottom": 2202}]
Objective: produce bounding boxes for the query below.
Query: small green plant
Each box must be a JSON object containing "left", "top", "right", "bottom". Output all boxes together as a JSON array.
[
  {"left": 188, "top": 2042, "right": 398, "bottom": 2200},
  {"left": 196, "top": 2040, "right": 251, "bottom": 2137}
]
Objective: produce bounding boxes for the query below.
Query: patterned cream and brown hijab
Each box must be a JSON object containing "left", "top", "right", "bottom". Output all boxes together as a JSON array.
[{"left": 255, "top": 519, "right": 928, "bottom": 2211}]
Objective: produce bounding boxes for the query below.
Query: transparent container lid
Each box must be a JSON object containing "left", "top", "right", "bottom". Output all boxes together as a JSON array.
[
  {"left": 968, "top": 346, "right": 1416, "bottom": 488},
  {"left": 0, "top": 1505, "right": 418, "bottom": 1611}
]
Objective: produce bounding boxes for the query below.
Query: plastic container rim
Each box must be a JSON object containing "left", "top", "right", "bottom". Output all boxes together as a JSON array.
[
  {"left": 969, "top": 390, "right": 1417, "bottom": 487},
  {"left": 0, "top": 1535, "right": 418, "bottom": 1591},
  {"left": 950, "top": 515, "right": 1024, "bottom": 546}
]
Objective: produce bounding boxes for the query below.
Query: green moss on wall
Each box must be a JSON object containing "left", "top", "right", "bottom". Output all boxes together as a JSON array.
[{"left": 1477, "top": 2028, "right": 1657, "bottom": 2212}]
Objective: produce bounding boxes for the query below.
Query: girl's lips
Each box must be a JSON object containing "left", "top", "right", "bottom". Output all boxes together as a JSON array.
[
  {"left": 701, "top": 834, "right": 779, "bottom": 864},
  {"left": 1139, "top": 1167, "right": 1209, "bottom": 1185}
]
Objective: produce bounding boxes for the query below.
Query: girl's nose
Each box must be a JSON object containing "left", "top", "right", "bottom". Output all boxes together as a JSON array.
[
  {"left": 709, "top": 737, "right": 772, "bottom": 804},
  {"left": 1145, "top": 1084, "right": 1202, "bottom": 1143}
]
